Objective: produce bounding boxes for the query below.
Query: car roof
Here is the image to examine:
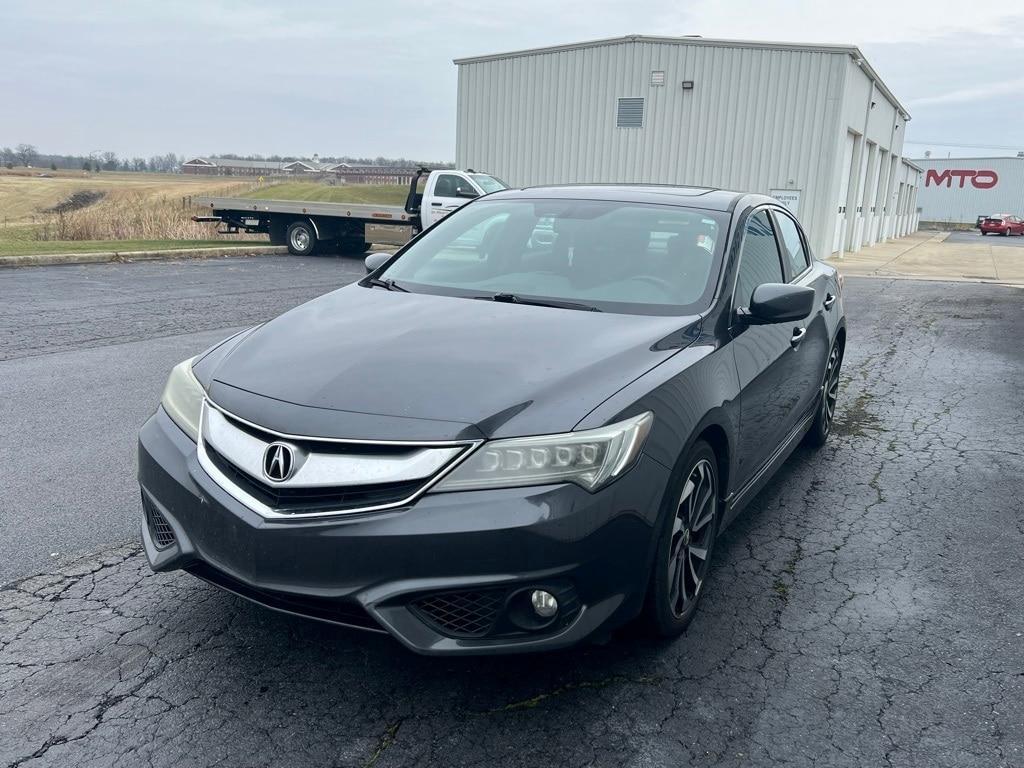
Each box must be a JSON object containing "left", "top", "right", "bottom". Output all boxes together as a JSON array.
[{"left": 483, "top": 184, "right": 770, "bottom": 212}]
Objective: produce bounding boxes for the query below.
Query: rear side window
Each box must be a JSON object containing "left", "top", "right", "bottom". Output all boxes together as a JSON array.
[
  {"left": 773, "top": 212, "right": 809, "bottom": 278},
  {"left": 735, "top": 211, "right": 784, "bottom": 306}
]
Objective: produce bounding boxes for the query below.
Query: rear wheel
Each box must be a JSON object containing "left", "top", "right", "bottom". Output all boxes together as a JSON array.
[
  {"left": 804, "top": 339, "right": 843, "bottom": 447},
  {"left": 644, "top": 441, "right": 720, "bottom": 637},
  {"left": 286, "top": 221, "right": 317, "bottom": 255}
]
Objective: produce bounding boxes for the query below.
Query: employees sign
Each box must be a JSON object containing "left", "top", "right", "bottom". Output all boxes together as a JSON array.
[{"left": 769, "top": 189, "right": 801, "bottom": 215}]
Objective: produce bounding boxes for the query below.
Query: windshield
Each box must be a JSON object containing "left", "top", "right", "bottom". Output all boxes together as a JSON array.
[
  {"left": 381, "top": 198, "right": 728, "bottom": 314},
  {"left": 469, "top": 174, "right": 508, "bottom": 194}
]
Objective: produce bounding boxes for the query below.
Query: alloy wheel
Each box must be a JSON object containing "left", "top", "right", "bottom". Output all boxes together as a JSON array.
[
  {"left": 822, "top": 345, "right": 841, "bottom": 434},
  {"left": 667, "top": 458, "right": 717, "bottom": 618}
]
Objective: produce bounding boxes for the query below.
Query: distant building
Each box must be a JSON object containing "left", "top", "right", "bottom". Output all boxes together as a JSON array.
[
  {"left": 455, "top": 35, "right": 922, "bottom": 257},
  {"left": 180, "top": 157, "right": 327, "bottom": 176},
  {"left": 914, "top": 156, "right": 1024, "bottom": 225},
  {"left": 180, "top": 156, "right": 421, "bottom": 184}
]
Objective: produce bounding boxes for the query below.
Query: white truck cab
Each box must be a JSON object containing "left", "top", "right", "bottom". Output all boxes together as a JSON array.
[{"left": 419, "top": 170, "right": 508, "bottom": 226}]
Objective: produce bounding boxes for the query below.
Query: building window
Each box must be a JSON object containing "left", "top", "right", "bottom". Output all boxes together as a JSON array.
[
  {"left": 616, "top": 97, "right": 644, "bottom": 128},
  {"left": 650, "top": 71, "right": 666, "bottom": 86}
]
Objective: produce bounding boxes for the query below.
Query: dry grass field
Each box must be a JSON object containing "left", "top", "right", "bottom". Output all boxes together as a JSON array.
[
  {"left": 0, "top": 169, "right": 256, "bottom": 225},
  {"left": 0, "top": 170, "right": 411, "bottom": 256}
]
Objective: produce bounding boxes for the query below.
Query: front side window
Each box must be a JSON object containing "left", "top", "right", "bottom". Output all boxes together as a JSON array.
[
  {"left": 380, "top": 199, "right": 729, "bottom": 314},
  {"left": 735, "top": 210, "right": 784, "bottom": 307},
  {"left": 772, "top": 211, "right": 809, "bottom": 278},
  {"left": 433, "top": 174, "right": 465, "bottom": 199}
]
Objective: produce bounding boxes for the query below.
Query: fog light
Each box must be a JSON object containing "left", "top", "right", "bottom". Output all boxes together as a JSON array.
[{"left": 531, "top": 590, "right": 558, "bottom": 618}]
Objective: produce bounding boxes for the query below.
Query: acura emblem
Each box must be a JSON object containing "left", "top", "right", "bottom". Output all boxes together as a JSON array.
[{"left": 263, "top": 442, "right": 295, "bottom": 482}]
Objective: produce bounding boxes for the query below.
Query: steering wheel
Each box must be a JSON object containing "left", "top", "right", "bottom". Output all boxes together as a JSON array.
[{"left": 626, "top": 275, "right": 677, "bottom": 297}]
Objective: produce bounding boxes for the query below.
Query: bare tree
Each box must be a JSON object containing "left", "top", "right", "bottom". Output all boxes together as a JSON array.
[
  {"left": 15, "top": 143, "right": 37, "bottom": 167},
  {"left": 0, "top": 147, "right": 14, "bottom": 166},
  {"left": 101, "top": 151, "right": 118, "bottom": 171}
]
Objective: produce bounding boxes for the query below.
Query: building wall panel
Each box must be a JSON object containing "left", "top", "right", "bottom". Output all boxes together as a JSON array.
[
  {"left": 914, "top": 157, "right": 1024, "bottom": 224},
  {"left": 456, "top": 38, "right": 914, "bottom": 259}
]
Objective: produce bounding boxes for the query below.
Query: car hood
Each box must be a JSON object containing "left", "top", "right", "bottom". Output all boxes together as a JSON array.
[{"left": 205, "top": 284, "right": 699, "bottom": 440}]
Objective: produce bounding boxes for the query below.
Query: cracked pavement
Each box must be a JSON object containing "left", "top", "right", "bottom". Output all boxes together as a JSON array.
[{"left": 2, "top": 260, "right": 1023, "bottom": 767}]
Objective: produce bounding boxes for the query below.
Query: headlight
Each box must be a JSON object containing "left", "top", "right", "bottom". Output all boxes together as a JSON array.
[
  {"left": 435, "top": 412, "right": 653, "bottom": 493},
  {"left": 160, "top": 357, "right": 204, "bottom": 442}
]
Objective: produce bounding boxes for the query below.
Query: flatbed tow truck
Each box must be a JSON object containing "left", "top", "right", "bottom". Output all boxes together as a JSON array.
[{"left": 192, "top": 168, "right": 507, "bottom": 255}]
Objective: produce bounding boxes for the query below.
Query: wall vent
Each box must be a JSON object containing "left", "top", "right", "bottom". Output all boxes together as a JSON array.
[
  {"left": 616, "top": 98, "right": 644, "bottom": 128},
  {"left": 650, "top": 70, "right": 666, "bottom": 86}
]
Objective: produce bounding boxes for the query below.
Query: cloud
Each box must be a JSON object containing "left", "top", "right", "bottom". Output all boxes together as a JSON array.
[{"left": 911, "top": 77, "right": 1024, "bottom": 107}]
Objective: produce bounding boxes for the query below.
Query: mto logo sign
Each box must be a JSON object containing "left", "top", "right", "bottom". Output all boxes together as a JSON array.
[{"left": 925, "top": 169, "right": 999, "bottom": 189}]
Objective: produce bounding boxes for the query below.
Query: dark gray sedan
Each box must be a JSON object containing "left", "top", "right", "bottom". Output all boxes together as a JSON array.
[{"left": 138, "top": 185, "right": 845, "bottom": 655}]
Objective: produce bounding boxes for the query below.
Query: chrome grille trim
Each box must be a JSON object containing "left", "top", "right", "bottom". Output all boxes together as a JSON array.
[
  {"left": 203, "top": 406, "right": 464, "bottom": 489},
  {"left": 196, "top": 399, "right": 482, "bottom": 520}
]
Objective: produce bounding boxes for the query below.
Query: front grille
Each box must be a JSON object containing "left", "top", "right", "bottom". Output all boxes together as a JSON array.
[
  {"left": 185, "top": 561, "right": 384, "bottom": 633},
  {"left": 204, "top": 442, "right": 423, "bottom": 515},
  {"left": 412, "top": 589, "right": 507, "bottom": 637},
  {"left": 142, "top": 493, "right": 176, "bottom": 549}
]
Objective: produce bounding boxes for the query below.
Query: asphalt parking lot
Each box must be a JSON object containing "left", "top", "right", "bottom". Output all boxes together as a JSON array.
[
  {"left": 946, "top": 230, "right": 1024, "bottom": 248},
  {"left": 2, "top": 257, "right": 1023, "bottom": 767}
]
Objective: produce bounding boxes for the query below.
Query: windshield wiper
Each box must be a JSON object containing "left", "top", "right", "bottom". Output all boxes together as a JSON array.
[
  {"left": 366, "top": 277, "right": 409, "bottom": 292},
  {"left": 476, "top": 292, "right": 602, "bottom": 312}
]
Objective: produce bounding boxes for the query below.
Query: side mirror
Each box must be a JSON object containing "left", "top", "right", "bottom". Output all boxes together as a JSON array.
[
  {"left": 455, "top": 186, "right": 478, "bottom": 199},
  {"left": 738, "top": 283, "right": 815, "bottom": 324},
  {"left": 364, "top": 251, "right": 394, "bottom": 273}
]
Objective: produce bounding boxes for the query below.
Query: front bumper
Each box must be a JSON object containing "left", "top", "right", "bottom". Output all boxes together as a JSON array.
[{"left": 138, "top": 407, "right": 669, "bottom": 655}]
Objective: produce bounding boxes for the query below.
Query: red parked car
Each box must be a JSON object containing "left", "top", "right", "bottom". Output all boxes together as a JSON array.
[{"left": 980, "top": 215, "right": 1024, "bottom": 236}]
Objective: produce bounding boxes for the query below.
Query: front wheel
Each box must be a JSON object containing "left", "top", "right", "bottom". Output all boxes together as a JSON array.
[
  {"left": 644, "top": 441, "right": 720, "bottom": 637},
  {"left": 804, "top": 340, "right": 843, "bottom": 447},
  {"left": 286, "top": 221, "right": 317, "bottom": 256}
]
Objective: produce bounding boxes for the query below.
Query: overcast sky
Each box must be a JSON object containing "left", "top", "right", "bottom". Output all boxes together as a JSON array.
[{"left": 1, "top": 0, "right": 1022, "bottom": 161}]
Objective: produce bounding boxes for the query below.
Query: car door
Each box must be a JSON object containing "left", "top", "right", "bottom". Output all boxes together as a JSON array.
[
  {"left": 427, "top": 173, "right": 478, "bottom": 226},
  {"left": 770, "top": 208, "right": 831, "bottom": 422},
  {"left": 729, "top": 208, "right": 809, "bottom": 485}
]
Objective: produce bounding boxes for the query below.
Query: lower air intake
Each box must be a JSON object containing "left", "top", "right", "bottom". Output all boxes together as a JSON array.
[
  {"left": 142, "top": 493, "right": 176, "bottom": 549},
  {"left": 412, "top": 589, "right": 506, "bottom": 638}
]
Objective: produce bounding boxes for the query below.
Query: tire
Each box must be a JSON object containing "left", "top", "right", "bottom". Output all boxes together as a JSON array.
[
  {"left": 286, "top": 221, "right": 317, "bottom": 256},
  {"left": 804, "top": 339, "right": 843, "bottom": 448},
  {"left": 644, "top": 440, "right": 721, "bottom": 638}
]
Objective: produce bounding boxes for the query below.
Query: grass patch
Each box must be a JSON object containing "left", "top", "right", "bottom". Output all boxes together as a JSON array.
[
  {"left": 243, "top": 182, "right": 407, "bottom": 206},
  {"left": 0, "top": 238, "right": 261, "bottom": 257},
  {"left": 0, "top": 170, "right": 257, "bottom": 225}
]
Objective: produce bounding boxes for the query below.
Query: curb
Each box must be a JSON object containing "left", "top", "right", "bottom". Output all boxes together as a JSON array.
[{"left": 0, "top": 245, "right": 290, "bottom": 268}]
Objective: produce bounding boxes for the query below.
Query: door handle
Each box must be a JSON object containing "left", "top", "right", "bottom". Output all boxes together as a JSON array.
[
  {"left": 823, "top": 293, "right": 836, "bottom": 310},
  {"left": 431, "top": 202, "right": 443, "bottom": 207},
  {"left": 791, "top": 327, "right": 807, "bottom": 347}
]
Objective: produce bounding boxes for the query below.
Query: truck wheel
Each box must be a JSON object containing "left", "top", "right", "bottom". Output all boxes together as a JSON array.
[{"left": 286, "top": 221, "right": 317, "bottom": 255}]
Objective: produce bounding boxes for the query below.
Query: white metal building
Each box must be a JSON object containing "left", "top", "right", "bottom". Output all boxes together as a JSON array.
[
  {"left": 454, "top": 35, "right": 922, "bottom": 259},
  {"left": 914, "top": 156, "right": 1024, "bottom": 225}
]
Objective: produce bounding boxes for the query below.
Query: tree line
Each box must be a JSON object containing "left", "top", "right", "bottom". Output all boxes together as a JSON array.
[
  {"left": 0, "top": 144, "right": 182, "bottom": 173},
  {"left": 1, "top": 144, "right": 454, "bottom": 173}
]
